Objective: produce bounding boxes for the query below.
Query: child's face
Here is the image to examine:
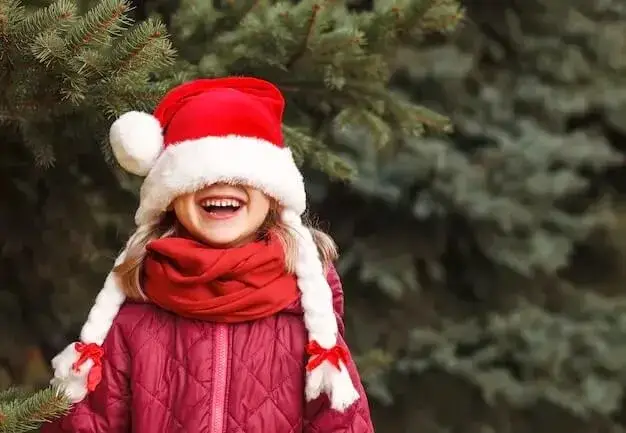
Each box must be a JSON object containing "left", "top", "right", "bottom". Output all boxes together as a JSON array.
[{"left": 172, "top": 183, "right": 271, "bottom": 248}]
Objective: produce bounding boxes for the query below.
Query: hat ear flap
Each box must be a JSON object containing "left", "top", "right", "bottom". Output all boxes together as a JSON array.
[{"left": 110, "top": 111, "right": 164, "bottom": 176}]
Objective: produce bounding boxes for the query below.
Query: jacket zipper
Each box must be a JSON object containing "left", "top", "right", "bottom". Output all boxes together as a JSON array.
[{"left": 211, "top": 323, "right": 229, "bottom": 433}]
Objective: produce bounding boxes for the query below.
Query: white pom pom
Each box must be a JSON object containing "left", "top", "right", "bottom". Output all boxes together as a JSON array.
[
  {"left": 305, "top": 361, "right": 359, "bottom": 412},
  {"left": 328, "top": 363, "right": 359, "bottom": 412},
  {"left": 110, "top": 111, "right": 164, "bottom": 176},
  {"left": 50, "top": 343, "right": 91, "bottom": 403}
]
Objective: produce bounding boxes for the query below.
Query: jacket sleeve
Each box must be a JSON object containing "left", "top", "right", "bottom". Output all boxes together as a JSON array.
[
  {"left": 40, "top": 317, "right": 132, "bottom": 433},
  {"left": 303, "top": 265, "right": 375, "bottom": 433}
]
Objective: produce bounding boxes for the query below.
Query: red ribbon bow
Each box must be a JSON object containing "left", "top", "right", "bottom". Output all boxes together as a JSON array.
[
  {"left": 305, "top": 341, "right": 349, "bottom": 372},
  {"left": 72, "top": 342, "right": 104, "bottom": 392}
]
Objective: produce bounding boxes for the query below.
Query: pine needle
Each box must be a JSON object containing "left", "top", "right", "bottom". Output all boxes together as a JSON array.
[
  {"left": 0, "top": 386, "right": 71, "bottom": 433},
  {"left": 0, "top": 388, "right": 30, "bottom": 405}
]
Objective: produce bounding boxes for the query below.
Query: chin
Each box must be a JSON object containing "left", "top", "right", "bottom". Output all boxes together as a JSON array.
[{"left": 198, "top": 231, "right": 254, "bottom": 248}]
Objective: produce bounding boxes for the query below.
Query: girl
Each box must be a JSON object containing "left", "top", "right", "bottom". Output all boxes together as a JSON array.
[{"left": 42, "top": 77, "right": 374, "bottom": 432}]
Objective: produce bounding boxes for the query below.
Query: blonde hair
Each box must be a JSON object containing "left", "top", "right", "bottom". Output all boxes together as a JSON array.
[{"left": 113, "top": 204, "right": 338, "bottom": 300}]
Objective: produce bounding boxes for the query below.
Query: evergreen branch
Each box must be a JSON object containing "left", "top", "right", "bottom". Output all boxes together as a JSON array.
[
  {"left": 30, "top": 30, "right": 68, "bottom": 67},
  {"left": 59, "top": 71, "right": 89, "bottom": 104},
  {"left": 12, "top": 0, "right": 76, "bottom": 44},
  {"left": 415, "top": 0, "right": 464, "bottom": 33},
  {"left": 334, "top": 81, "right": 452, "bottom": 134},
  {"left": 389, "top": 98, "right": 453, "bottom": 134},
  {"left": 0, "top": 0, "right": 16, "bottom": 58},
  {"left": 107, "top": 17, "right": 176, "bottom": 76},
  {"left": 334, "top": 107, "right": 393, "bottom": 148},
  {"left": 0, "top": 388, "right": 30, "bottom": 404},
  {"left": 19, "top": 120, "right": 56, "bottom": 167},
  {"left": 237, "top": 0, "right": 261, "bottom": 23},
  {"left": 0, "top": 386, "right": 70, "bottom": 433},
  {"left": 98, "top": 77, "right": 169, "bottom": 116},
  {"left": 169, "top": 0, "right": 225, "bottom": 51},
  {"left": 259, "top": 76, "right": 452, "bottom": 143},
  {"left": 285, "top": 3, "right": 319, "bottom": 69},
  {"left": 394, "top": 0, "right": 460, "bottom": 35},
  {"left": 64, "top": 0, "right": 132, "bottom": 54},
  {"left": 283, "top": 123, "right": 321, "bottom": 165},
  {"left": 359, "top": 0, "right": 463, "bottom": 52},
  {"left": 283, "top": 124, "right": 355, "bottom": 179},
  {"left": 308, "top": 29, "right": 366, "bottom": 65}
]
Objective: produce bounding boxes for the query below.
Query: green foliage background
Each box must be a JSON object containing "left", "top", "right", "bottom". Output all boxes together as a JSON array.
[{"left": 2, "top": 0, "right": 626, "bottom": 431}]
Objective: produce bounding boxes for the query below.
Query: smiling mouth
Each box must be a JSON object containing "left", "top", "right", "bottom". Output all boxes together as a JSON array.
[{"left": 199, "top": 197, "right": 245, "bottom": 220}]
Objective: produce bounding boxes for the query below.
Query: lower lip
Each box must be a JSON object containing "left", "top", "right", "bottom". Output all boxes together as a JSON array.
[{"left": 202, "top": 207, "right": 243, "bottom": 220}]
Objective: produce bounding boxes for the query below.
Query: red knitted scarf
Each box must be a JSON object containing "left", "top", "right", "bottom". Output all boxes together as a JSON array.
[{"left": 142, "top": 235, "right": 299, "bottom": 322}]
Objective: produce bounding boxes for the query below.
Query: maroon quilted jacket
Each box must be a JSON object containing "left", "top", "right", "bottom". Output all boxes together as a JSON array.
[{"left": 41, "top": 266, "right": 374, "bottom": 433}]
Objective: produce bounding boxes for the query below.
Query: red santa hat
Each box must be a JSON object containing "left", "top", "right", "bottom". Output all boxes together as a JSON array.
[{"left": 49, "top": 77, "right": 359, "bottom": 412}]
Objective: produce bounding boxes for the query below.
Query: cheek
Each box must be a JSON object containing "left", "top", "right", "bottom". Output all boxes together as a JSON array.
[
  {"left": 246, "top": 195, "right": 271, "bottom": 230},
  {"left": 172, "top": 198, "right": 185, "bottom": 222},
  {"left": 172, "top": 197, "right": 197, "bottom": 230}
]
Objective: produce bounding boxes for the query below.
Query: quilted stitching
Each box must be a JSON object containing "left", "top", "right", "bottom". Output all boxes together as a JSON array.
[
  {"left": 41, "top": 269, "right": 375, "bottom": 433},
  {"left": 226, "top": 314, "right": 306, "bottom": 433}
]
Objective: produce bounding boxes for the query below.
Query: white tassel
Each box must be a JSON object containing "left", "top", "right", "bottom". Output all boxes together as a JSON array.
[{"left": 327, "top": 362, "right": 360, "bottom": 411}]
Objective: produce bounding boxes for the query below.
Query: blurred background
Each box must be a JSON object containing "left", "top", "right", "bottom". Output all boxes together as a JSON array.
[{"left": 2, "top": 0, "right": 626, "bottom": 431}]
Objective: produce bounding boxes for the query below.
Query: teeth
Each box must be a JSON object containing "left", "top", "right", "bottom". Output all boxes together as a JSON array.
[{"left": 201, "top": 198, "right": 242, "bottom": 207}]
